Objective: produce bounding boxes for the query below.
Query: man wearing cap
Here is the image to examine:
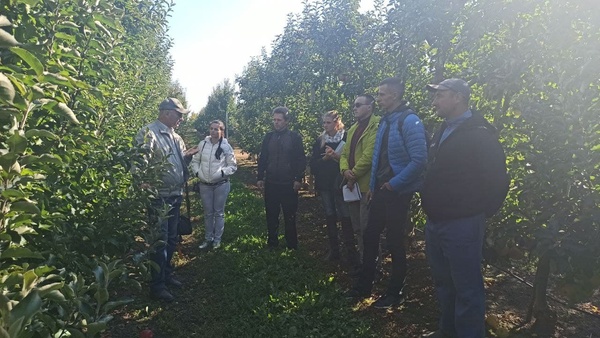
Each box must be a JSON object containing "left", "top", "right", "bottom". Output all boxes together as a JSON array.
[
  {"left": 345, "top": 78, "right": 428, "bottom": 309},
  {"left": 135, "top": 97, "right": 199, "bottom": 302},
  {"left": 422, "top": 79, "right": 509, "bottom": 338}
]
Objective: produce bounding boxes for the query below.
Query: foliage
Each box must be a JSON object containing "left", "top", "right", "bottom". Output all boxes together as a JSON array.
[
  {"left": 0, "top": 0, "right": 177, "bottom": 336},
  {"left": 230, "top": 0, "right": 600, "bottom": 331},
  {"left": 192, "top": 79, "right": 236, "bottom": 139}
]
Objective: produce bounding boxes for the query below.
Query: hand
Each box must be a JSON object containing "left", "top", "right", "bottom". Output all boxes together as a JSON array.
[
  {"left": 293, "top": 181, "right": 302, "bottom": 191},
  {"left": 365, "top": 190, "right": 373, "bottom": 204},
  {"left": 343, "top": 169, "right": 356, "bottom": 181},
  {"left": 257, "top": 180, "right": 264, "bottom": 190},
  {"left": 380, "top": 182, "right": 393, "bottom": 191},
  {"left": 184, "top": 146, "right": 199, "bottom": 157},
  {"left": 324, "top": 145, "right": 338, "bottom": 161}
]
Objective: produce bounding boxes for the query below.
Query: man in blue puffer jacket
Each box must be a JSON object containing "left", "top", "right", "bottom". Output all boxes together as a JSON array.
[{"left": 346, "top": 77, "right": 428, "bottom": 309}]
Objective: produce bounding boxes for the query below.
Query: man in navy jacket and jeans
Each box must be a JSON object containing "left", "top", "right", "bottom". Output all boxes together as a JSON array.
[
  {"left": 422, "top": 79, "right": 509, "bottom": 338},
  {"left": 346, "top": 77, "right": 428, "bottom": 309}
]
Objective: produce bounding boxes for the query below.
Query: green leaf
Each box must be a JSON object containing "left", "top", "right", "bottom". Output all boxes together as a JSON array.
[
  {"left": 23, "top": 269, "right": 38, "bottom": 292},
  {"left": 592, "top": 144, "right": 600, "bottom": 152},
  {"left": 66, "top": 328, "right": 86, "bottom": 338},
  {"left": 94, "top": 287, "right": 109, "bottom": 305},
  {"left": 42, "top": 290, "right": 66, "bottom": 302},
  {"left": 20, "top": 154, "right": 63, "bottom": 166},
  {"left": 37, "top": 282, "right": 64, "bottom": 296},
  {"left": 10, "top": 201, "right": 41, "bottom": 215},
  {"left": 0, "top": 294, "right": 10, "bottom": 318},
  {"left": 7, "top": 316, "right": 24, "bottom": 338},
  {"left": 41, "top": 72, "right": 72, "bottom": 87},
  {"left": 0, "top": 247, "right": 44, "bottom": 260},
  {"left": 0, "top": 72, "right": 15, "bottom": 103},
  {"left": 10, "top": 47, "right": 44, "bottom": 76},
  {"left": 1, "top": 189, "right": 25, "bottom": 198},
  {"left": 24, "top": 129, "right": 58, "bottom": 139},
  {"left": 54, "top": 32, "right": 76, "bottom": 43},
  {"left": 85, "top": 321, "right": 108, "bottom": 337},
  {"left": 0, "top": 327, "right": 8, "bottom": 338},
  {"left": 30, "top": 85, "right": 44, "bottom": 99},
  {"left": 9, "top": 289, "right": 42, "bottom": 325},
  {"left": 102, "top": 299, "right": 133, "bottom": 313},
  {"left": 52, "top": 102, "right": 79, "bottom": 124},
  {"left": 0, "top": 29, "right": 19, "bottom": 47},
  {"left": 14, "top": 0, "right": 41, "bottom": 6},
  {"left": 93, "top": 263, "right": 108, "bottom": 287},
  {"left": 0, "top": 152, "right": 18, "bottom": 172},
  {"left": 7, "top": 132, "right": 27, "bottom": 154}
]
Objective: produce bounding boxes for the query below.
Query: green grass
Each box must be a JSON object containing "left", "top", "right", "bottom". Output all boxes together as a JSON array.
[{"left": 152, "top": 173, "right": 376, "bottom": 337}]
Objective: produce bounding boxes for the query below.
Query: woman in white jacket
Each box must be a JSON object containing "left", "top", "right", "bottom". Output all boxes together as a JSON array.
[{"left": 191, "top": 120, "right": 237, "bottom": 249}]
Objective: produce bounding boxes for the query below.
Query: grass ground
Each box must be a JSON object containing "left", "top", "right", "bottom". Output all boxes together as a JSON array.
[{"left": 104, "top": 152, "right": 600, "bottom": 338}]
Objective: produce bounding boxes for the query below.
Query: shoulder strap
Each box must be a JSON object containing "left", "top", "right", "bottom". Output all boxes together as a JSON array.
[{"left": 396, "top": 108, "right": 414, "bottom": 133}]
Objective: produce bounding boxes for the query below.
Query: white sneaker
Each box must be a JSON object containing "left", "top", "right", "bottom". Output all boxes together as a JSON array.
[
  {"left": 212, "top": 241, "right": 221, "bottom": 249},
  {"left": 199, "top": 241, "right": 212, "bottom": 249}
]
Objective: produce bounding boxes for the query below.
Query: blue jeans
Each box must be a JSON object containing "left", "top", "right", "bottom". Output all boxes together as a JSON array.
[
  {"left": 425, "top": 213, "right": 486, "bottom": 338},
  {"left": 149, "top": 195, "right": 182, "bottom": 294},
  {"left": 319, "top": 189, "right": 349, "bottom": 218},
  {"left": 198, "top": 181, "right": 231, "bottom": 243}
]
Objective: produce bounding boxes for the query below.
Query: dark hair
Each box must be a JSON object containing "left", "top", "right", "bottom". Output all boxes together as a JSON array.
[
  {"left": 357, "top": 94, "right": 375, "bottom": 107},
  {"left": 209, "top": 120, "right": 225, "bottom": 159},
  {"left": 379, "top": 77, "right": 406, "bottom": 97},
  {"left": 272, "top": 106, "right": 290, "bottom": 121},
  {"left": 210, "top": 119, "right": 225, "bottom": 131}
]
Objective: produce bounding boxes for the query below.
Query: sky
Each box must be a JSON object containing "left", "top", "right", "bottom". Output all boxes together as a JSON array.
[{"left": 167, "top": 0, "right": 375, "bottom": 112}]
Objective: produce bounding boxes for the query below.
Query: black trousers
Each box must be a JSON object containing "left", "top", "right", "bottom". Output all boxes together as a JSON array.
[
  {"left": 264, "top": 181, "right": 299, "bottom": 249},
  {"left": 357, "top": 189, "right": 412, "bottom": 295}
]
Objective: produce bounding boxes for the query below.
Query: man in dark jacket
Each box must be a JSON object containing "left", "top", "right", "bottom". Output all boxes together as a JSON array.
[
  {"left": 422, "top": 79, "right": 509, "bottom": 338},
  {"left": 257, "top": 107, "right": 306, "bottom": 249},
  {"left": 346, "top": 78, "right": 428, "bottom": 309}
]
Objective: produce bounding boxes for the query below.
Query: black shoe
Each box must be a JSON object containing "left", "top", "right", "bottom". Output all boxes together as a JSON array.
[
  {"left": 372, "top": 293, "right": 405, "bottom": 309},
  {"left": 344, "top": 288, "right": 370, "bottom": 299},
  {"left": 166, "top": 277, "right": 183, "bottom": 289},
  {"left": 150, "top": 289, "right": 174, "bottom": 302}
]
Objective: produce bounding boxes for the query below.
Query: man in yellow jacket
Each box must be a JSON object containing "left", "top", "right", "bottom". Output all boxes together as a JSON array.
[{"left": 339, "top": 94, "right": 380, "bottom": 271}]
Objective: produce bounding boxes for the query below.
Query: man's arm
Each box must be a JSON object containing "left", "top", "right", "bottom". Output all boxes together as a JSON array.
[
  {"left": 478, "top": 130, "right": 509, "bottom": 217},
  {"left": 256, "top": 133, "right": 270, "bottom": 182},
  {"left": 292, "top": 132, "right": 307, "bottom": 184}
]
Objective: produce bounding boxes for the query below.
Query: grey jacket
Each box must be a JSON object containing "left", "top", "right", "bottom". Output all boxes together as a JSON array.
[{"left": 135, "top": 120, "right": 189, "bottom": 197}]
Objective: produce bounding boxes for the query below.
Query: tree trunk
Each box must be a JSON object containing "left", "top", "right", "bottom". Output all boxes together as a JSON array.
[{"left": 526, "top": 250, "right": 557, "bottom": 335}]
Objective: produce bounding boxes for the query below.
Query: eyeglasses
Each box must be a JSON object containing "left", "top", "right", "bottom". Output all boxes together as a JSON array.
[{"left": 353, "top": 102, "right": 370, "bottom": 108}]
